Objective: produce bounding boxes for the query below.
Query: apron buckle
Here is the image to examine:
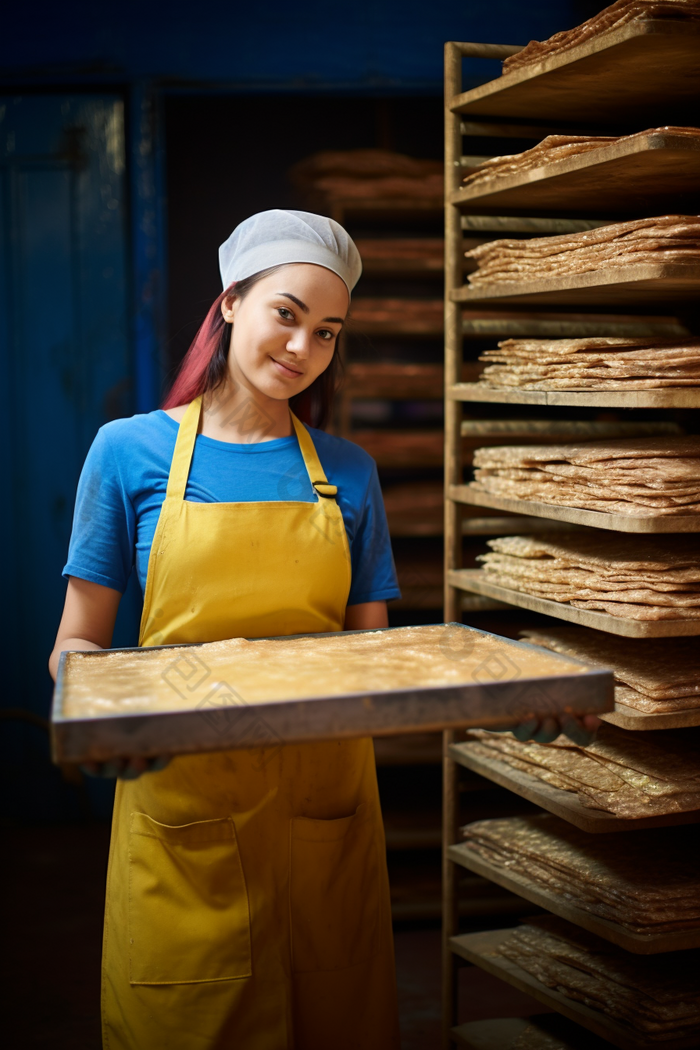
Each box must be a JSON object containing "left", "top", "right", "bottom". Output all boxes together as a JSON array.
[{"left": 312, "top": 480, "right": 338, "bottom": 498}]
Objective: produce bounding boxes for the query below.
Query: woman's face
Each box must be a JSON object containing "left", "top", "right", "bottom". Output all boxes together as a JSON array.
[{"left": 222, "top": 263, "right": 349, "bottom": 401}]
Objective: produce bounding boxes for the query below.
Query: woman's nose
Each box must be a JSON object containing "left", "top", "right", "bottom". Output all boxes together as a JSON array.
[{"left": 286, "top": 329, "right": 312, "bottom": 356}]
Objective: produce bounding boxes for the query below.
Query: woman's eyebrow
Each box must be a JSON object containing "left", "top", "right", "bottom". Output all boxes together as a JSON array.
[
  {"left": 278, "top": 292, "right": 344, "bottom": 325},
  {"left": 279, "top": 292, "right": 309, "bottom": 313}
]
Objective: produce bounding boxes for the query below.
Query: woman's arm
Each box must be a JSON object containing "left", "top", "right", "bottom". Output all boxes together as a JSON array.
[
  {"left": 49, "top": 576, "right": 168, "bottom": 778},
  {"left": 344, "top": 601, "right": 388, "bottom": 631},
  {"left": 48, "top": 576, "right": 121, "bottom": 682}
]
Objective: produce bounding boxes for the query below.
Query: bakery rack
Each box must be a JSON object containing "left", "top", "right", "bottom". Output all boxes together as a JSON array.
[{"left": 443, "top": 30, "right": 700, "bottom": 1050}]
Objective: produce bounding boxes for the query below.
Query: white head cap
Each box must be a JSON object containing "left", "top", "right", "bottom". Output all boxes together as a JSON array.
[{"left": 218, "top": 209, "right": 363, "bottom": 296}]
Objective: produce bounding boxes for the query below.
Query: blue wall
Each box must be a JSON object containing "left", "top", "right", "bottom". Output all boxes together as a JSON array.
[{"left": 3, "top": 1, "right": 583, "bottom": 91}]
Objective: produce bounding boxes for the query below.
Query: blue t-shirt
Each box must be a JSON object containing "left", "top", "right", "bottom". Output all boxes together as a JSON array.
[{"left": 62, "top": 410, "right": 401, "bottom": 607}]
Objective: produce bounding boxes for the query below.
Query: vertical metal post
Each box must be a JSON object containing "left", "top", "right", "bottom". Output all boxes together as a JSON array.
[{"left": 442, "top": 40, "right": 463, "bottom": 1049}]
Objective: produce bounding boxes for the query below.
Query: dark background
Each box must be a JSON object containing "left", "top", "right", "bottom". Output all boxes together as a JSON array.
[{"left": 2, "top": 4, "right": 606, "bottom": 1047}]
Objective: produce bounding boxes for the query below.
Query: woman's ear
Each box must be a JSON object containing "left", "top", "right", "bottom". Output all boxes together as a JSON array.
[{"left": 221, "top": 294, "right": 238, "bottom": 323}]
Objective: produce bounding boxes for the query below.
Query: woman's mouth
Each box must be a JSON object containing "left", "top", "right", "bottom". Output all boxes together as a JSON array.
[{"left": 270, "top": 356, "right": 303, "bottom": 379}]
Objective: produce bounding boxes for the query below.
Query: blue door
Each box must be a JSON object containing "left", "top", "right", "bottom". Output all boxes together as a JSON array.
[{"left": 0, "top": 94, "right": 137, "bottom": 819}]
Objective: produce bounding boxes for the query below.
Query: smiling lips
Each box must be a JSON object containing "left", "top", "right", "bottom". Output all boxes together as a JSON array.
[{"left": 270, "top": 356, "right": 303, "bottom": 378}]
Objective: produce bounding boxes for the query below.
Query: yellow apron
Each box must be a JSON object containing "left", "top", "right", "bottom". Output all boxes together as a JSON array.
[{"left": 101, "top": 396, "right": 400, "bottom": 1049}]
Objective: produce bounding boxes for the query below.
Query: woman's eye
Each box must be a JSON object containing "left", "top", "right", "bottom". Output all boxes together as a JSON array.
[
  {"left": 277, "top": 307, "right": 294, "bottom": 320},
  {"left": 317, "top": 329, "right": 334, "bottom": 341}
]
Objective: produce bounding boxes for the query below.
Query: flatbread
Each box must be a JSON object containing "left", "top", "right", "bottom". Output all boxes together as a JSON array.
[
  {"left": 463, "top": 127, "right": 700, "bottom": 191},
  {"left": 470, "top": 436, "right": 700, "bottom": 517},
  {"left": 465, "top": 216, "right": 700, "bottom": 287},
  {"left": 498, "top": 916, "right": 700, "bottom": 1038},
  {"left": 502, "top": 1, "right": 700, "bottom": 74},
  {"left": 462, "top": 814, "right": 700, "bottom": 931},
  {"left": 520, "top": 627, "right": 700, "bottom": 703},
  {"left": 465, "top": 725, "right": 700, "bottom": 817}
]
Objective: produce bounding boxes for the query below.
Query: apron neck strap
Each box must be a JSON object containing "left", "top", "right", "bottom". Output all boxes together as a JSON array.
[
  {"left": 166, "top": 395, "right": 202, "bottom": 500},
  {"left": 165, "top": 397, "right": 338, "bottom": 501},
  {"left": 290, "top": 412, "right": 338, "bottom": 498}
]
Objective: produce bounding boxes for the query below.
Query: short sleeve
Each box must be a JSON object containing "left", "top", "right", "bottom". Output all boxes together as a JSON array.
[
  {"left": 62, "top": 425, "right": 136, "bottom": 593},
  {"left": 347, "top": 463, "right": 401, "bottom": 605}
]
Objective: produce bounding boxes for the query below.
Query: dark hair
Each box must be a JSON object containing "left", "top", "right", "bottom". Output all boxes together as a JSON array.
[{"left": 162, "top": 265, "right": 344, "bottom": 429}]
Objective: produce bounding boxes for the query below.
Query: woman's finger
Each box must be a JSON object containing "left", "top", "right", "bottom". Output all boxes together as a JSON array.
[
  {"left": 531, "top": 717, "right": 561, "bottom": 744},
  {"left": 147, "top": 756, "right": 171, "bottom": 772},
  {"left": 511, "top": 719, "right": 541, "bottom": 742}
]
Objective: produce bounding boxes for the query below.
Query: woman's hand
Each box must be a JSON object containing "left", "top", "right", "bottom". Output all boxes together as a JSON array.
[
  {"left": 492, "top": 713, "right": 601, "bottom": 746},
  {"left": 80, "top": 756, "right": 171, "bottom": 780}
]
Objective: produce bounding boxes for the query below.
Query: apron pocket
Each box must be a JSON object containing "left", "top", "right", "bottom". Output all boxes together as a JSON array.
[
  {"left": 289, "top": 802, "right": 381, "bottom": 973},
  {"left": 128, "top": 812, "right": 252, "bottom": 985}
]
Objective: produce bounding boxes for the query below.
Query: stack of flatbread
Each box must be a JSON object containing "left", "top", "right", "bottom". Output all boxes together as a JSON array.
[
  {"left": 464, "top": 724, "right": 700, "bottom": 818},
  {"left": 497, "top": 917, "right": 700, "bottom": 1041},
  {"left": 470, "top": 436, "right": 700, "bottom": 517},
  {"left": 462, "top": 814, "right": 700, "bottom": 933},
  {"left": 288, "top": 148, "right": 443, "bottom": 202},
  {"left": 477, "top": 335, "right": 700, "bottom": 389},
  {"left": 521, "top": 627, "right": 700, "bottom": 715},
  {"left": 502, "top": 1, "right": 700, "bottom": 74},
  {"left": 462, "top": 127, "right": 700, "bottom": 191},
  {"left": 464, "top": 215, "right": 700, "bottom": 288},
  {"left": 478, "top": 531, "right": 700, "bottom": 620}
]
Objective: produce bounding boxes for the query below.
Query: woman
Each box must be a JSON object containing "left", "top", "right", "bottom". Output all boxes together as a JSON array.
[{"left": 49, "top": 210, "right": 402, "bottom": 1049}]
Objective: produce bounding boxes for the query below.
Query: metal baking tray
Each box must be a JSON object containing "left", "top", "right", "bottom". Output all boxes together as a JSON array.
[{"left": 50, "top": 624, "right": 613, "bottom": 764}]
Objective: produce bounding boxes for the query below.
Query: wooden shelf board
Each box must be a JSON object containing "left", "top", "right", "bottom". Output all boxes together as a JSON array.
[
  {"left": 452, "top": 486, "right": 700, "bottom": 535},
  {"left": 449, "top": 19, "right": 700, "bottom": 124},
  {"left": 449, "top": 742, "right": 700, "bottom": 833},
  {"left": 451, "top": 132, "right": 700, "bottom": 215},
  {"left": 449, "top": 570, "right": 700, "bottom": 639},
  {"left": 392, "top": 893, "right": 527, "bottom": 923},
  {"left": 461, "top": 317, "right": 690, "bottom": 340},
  {"left": 452, "top": 1015, "right": 613, "bottom": 1050},
  {"left": 386, "top": 827, "right": 442, "bottom": 850},
  {"left": 459, "top": 419, "right": 678, "bottom": 440},
  {"left": 461, "top": 595, "right": 511, "bottom": 612},
  {"left": 461, "top": 516, "right": 578, "bottom": 537},
  {"left": 448, "top": 842, "right": 700, "bottom": 954},
  {"left": 388, "top": 520, "right": 443, "bottom": 538},
  {"left": 325, "top": 197, "right": 443, "bottom": 214},
  {"left": 349, "top": 320, "right": 444, "bottom": 337},
  {"left": 349, "top": 429, "right": 444, "bottom": 468},
  {"left": 373, "top": 732, "right": 442, "bottom": 766},
  {"left": 449, "top": 929, "right": 699, "bottom": 1050},
  {"left": 392, "top": 589, "right": 444, "bottom": 610},
  {"left": 601, "top": 706, "right": 700, "bottom": 732},
  {"left": 343, "top": 362, "right": 444, "bottom": 400},
  {"left": 449, "top": 384, "right": 700, "bottom": 409},
  {"left": 452, "top": 263, "right": 700, "bottom": 308},
  {"left": 360, "top": 257, "right": 444, "bottom": 275}
]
